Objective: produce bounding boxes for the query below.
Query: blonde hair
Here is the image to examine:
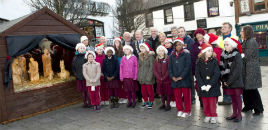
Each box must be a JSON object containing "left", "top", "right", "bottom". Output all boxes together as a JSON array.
[
  {"left": 159, "top": 32, "right": 166, "bottom": 42},
  {"left": 198, "top": 52, "right": 217, "bottom": 61}
]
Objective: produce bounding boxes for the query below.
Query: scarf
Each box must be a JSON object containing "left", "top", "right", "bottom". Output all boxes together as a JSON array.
[{"left": 219, "top": 49, "right": 239, "bottom": 82}]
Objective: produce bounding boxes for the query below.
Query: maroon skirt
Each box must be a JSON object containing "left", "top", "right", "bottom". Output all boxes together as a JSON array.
[
  {"left": 76, "top": 80, "right": 87, "bottom": 92},
  {"left": 156, "top": 82, "right": 173, "bottom": 96},
  {"left": 224, "top": 88, "right": 243, "bottom": 96},
  {"left": 106, "top": 80, "right": 119, "bottom": 88},
  {"left": 123, "top": 78, "right": 138, "bottom": 92}
]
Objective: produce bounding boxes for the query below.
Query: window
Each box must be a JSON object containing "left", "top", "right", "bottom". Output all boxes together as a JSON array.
[
  {"left": 145, "top": 13, "right": 154, "bottom": 27},
  {"left": 184, "top": 3, "right": 195, "bottom": 21},
  {"left": 239, "top": 0, "right": 268, "bottom": 15},
  {"left": 240, "top": 0, "right": 250, "bottom": 14},
  {"left": 253, "top": 0, "right": 266, "bottom": 11},
  {"left": 164, "top": 8, "right": 173, "bottom": 24},
  {"left": 207, "top": 0, "right": 219, "bottom": 17}
]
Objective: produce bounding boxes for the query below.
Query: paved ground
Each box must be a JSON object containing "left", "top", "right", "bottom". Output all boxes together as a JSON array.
[{"left": 0, "top": 67, "right": 267, "bottom": 130}]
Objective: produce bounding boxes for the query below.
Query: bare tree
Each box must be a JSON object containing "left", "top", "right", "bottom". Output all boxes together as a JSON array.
[{"left": 25, "top": 0, "right": 110, "bottom": 24}]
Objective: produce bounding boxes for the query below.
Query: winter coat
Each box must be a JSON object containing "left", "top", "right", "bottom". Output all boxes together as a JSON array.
[
  {"left": 120, "top": 55, "right": 138, "bottom": 81},
  {"left": 82, "top": 61, "right": 101, "bottom": 86},
  {"left": 219, "top": 49, "right": 244, "bottom": 89},
  {"left": 102, "top": 55, "right": 119, "bottom": 81},
  {"left": 242, "top": 38, "right": 262, "bottom": 89},
  {"left": 167, "top": 47, "right": 174, "bottom": 56},
  {"left": 190, "top": 40, "right": 205, "bottom": 75},
  {"left": 131, "top": 39, "right": 153, "bottom": 58},
  {"left": 195, "top": 58, "right": 221, "bottom": 97},
  {"left": 183, "top": 35, "right": 194, "bottom": 51},
  {"left": 72, "top": 53, "right": 87, "bottom": 80},
  {"left": 169, "top": 51, "right": 192, "bottom": 88},
  {"left": 137, "top": 53, "right": 155, "bottom": 85},
  {"left": 153, "top": 56, "right": 171, "bottom": 84},
  {"left": 147, "top": 35, "right": 161, "bottom": 52}
]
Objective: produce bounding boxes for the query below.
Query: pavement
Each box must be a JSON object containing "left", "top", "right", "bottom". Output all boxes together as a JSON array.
[{"left": 0, "top": 67, "right": 267, "bottom": 130}]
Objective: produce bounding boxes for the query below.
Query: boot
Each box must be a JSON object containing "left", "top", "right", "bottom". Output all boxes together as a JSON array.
[
  {"left": 110, "top": 97, "right": 115, "bottom": 109},
  {"left": 114, "top": 97, "right": 119, "bottom": 108}
]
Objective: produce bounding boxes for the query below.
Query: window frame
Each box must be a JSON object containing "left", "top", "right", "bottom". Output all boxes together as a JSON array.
[
  {"left": 164, "top": 8, "right": 174, "bottom": 25},
  {"left": 207, "top": 0, "right": 220, "bottom": 17},
  {"left": 145, "top": 12, "right": 154, "bottom": 28},
  {"left": 238, "top": 0, "right": 268, "bottom": 16},
  {"left": 184, "top": 3, "right": 195, "bottom": 21}
]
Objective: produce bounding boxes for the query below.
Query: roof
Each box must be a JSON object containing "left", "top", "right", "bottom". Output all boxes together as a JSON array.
[{"left": 0, "top": 14, "right": 31, "bottom": 33}]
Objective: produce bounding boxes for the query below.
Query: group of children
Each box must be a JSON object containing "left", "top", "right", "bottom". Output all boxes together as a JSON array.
[{"left": 72, "top": 32, "right": 245, "bottom": 124}]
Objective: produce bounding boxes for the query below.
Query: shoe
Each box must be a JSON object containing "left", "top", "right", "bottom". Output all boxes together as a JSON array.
[
  {"left": 100, "top": 101, "right": 105, "bottom": 106},
  {"left": 147, "top": 102, "right": 153, "bottom": 109},
  {"left": 110, "top": 97, "right": 115, "bottom": 109},
  {"left": 210, "top": 117, "right": 217, "bottom": 124},
  {"left": 165, "top": 106, "right": 171, "bottom": 111},
  {"left": 132, "top": 102, "right": 136, "bottom": 108},
  {"left": 122, "top": 99, "right": 128, "bottom": 104},
  {"left": 114, "top": 97, "right": 119, "bottom": 108},
  {"left": 181, "top": 112, "right": 191, "bottom": 118},
  {"left": 96, "top": 105, "right": 100, "bottom": 110},
  {"left": 192, "top": 100, "right": 196, "bottom": 104},
  {"left": 253, "top": 111, "right": 263, "bottom": 116},
  {"left": 177, "top": 111, "right": 183, "bottom": 117},
  {"left": 218, "top": 101, "right": 232, "bottom": 105},
  {"left": 82, "top": 104, "right": 88, "bottom": 108},
  {"left": 105, "top": 101, "right": 110, "bottom": 105},
  {"left": 170, "top": 101, "right": 176, "bottom": 108},
  {"left": 203, "top": 117, "right": 211, "bottom": 123},
  {"left": 159, "top": 105, "right": 166, "bottom": 110},
  {"left": 233, "top": 117, "right": 242, "bottom": 122},
  {"left": 242, "top": 107, "right": 252, "bottom": 112},
  {"left": 141, "top": 102, "right": 148, "bottom": 108},
  {"left": 127, "top": 102, "right": 132, "bottom": 108},
  {"left": 226, "top": 116, "right": 236, "bottom": 120}
]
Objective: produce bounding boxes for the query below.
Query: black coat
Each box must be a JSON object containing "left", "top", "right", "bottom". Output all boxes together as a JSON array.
[
  {"left": 195, "top": 58, "right": 221, "bottom": 97},
  {"left": 102, "top": 55, "right": 119, "bottom": 81},
  {"left": 147, "top": 36, "right": 160, "bottom": 52},
  {"left": 168, "top": 51, "right": 192, "bottom": 88},
  {"left": 72, "top": 53, "right": 87, "bottom": 80},
  {"left": 131, "top": 39, "right": 153, "bottom": 58}
]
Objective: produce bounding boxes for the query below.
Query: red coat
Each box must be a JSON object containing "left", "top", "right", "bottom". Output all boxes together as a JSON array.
[
  {"left": 153, "top": 57, "right": 171, "bottom": 84},
  {"left": 213, "top": 47, "right": 222, "bottom": 64}
]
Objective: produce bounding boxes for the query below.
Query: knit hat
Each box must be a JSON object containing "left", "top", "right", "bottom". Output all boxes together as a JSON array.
[
  {"left": 80, "top": 36, "right": 88, "bottom": 43},
  {"left": 204, "top": 33, "right": 218, "bottom": 45},
  {"left": 95, "top": 43, "right": 104, "bottom": 51},
  {"left": 156, "top": 45, "right": 168, "bottom": 54},
  {"left": 104, "top": 46, "right": 115, "bottom": 55},
  {"left": 139, "top": 42, "right": 154, "bottom": 52},
  {"left": 85, "top": 51, "right": 96, "bottom": 59},
  {"left": 164, "top": 38, "right": 173, "bottom": 44},
  {"left": 75, "top": 43, "right": 86, "bottom": 50},
  {"left": 223, "top": 37, "right": 243, "bottom": 54},
  {"left": 194, "top": 28, "right": 206, "bottom": 37},
  {"left": 113, "top": 37, "right": 122, "bottom": 45},
  {"left": 123, "top": 45, "right": 133, "bottom": 52},
  {"left": 200, "top": 43, "right": 213, "bottom": 53},
  {"left": 173, "top": 37, "right": 184, "bottom": 45}
]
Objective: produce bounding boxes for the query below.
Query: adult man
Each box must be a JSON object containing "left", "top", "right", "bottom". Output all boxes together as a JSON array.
[
  {"left": 122, "top": 32, "right": 134, "bottom": 46},
  {"left": 178, "top": 26, "right": 194, "bottom": 51},
  {"left": 217, "top": 22, "right": 239, "bottom": 105},
  {"left": 171, "top": 26, "right": 179, "bottom": 41},
  {"left": 132, "top": 30, "right": 153, "bottom": 57},
  {"left": 147, "top": 27, "right": 160, "bottom": 52}
]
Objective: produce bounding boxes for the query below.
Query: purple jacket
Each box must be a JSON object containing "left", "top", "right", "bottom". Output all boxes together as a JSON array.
[
  {"left": 190, "top": 40, "right": 204, "bottom": 75},
  {"left": 120, "top": 55, "right": 138, "bottom": 81}
]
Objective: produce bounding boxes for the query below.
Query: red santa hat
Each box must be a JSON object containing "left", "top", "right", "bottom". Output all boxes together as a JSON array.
[
  {"left": 139, "top": 42, "right": 154, "bottom": 52},
  {"left": 204, "top": 33, "right": 218, "bottom": 45},
  {"left": 223, "top": 37, "right": 243, "bottom": 54},
  {"left": 200, "top": 43, "right": 213, "bottom": 54},
  {"left": 85, "top": 50, "right": 96, "bottom": 59},
  {"left": 75, "top": 43, "right": 86, "bottom": 50},
  {"left": 95, "top": 43, "right": 104, "bottom": 51},
  {"left": 113, "top": 37, "right": 122, "bottom": 45},
  {"left": 123, "top": 45, "right": 133, "bottom": 52},
  {"left": 174, "top": 37, "right": 184, "bottom": 45},
  {"left": 164, "top": 38, "right": 173, "bottom": 44},
  {"left": 156, "top": 45, "right": 168, "bottom": 54},
  {"left": 80, "top": 36, "right": 88, "bottom": 43},
  {"left": 104, "top": 46, "right": 115, "bottom": 55}
]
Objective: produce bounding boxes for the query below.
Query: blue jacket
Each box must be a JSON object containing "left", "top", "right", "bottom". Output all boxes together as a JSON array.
[
  {"left": 183, "top": 35, "right": 194, "bottom": 51},
  {"left": 168, "top": 51, "right": 192, "bottom": 88}
]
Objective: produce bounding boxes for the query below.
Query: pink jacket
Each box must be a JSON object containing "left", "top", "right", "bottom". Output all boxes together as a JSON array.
[{"left": 120, "top": 55, "right": 138, "bottom": 81}]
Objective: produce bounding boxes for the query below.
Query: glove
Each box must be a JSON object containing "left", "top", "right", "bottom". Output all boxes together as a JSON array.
[
  {"left": 205, "top": 85, "right": 212, "bottom": 92},
  {"left": 201, "top": 85, "right": 206, "bottom": 91}
]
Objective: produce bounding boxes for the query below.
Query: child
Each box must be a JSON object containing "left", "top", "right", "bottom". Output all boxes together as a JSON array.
[
  {"left": 95, "top": 43, "right": 109, "bottom": 105},
  {"left": 164, "top": 38, "right": 174, "bottom": 56},
  {"left": 153, "top": 45, "right": 172, "bottom": 111},
  {"left": 83, "top": 51, "right": 101, "bottom": 110},
  {"left": 113, "top": 37, "right": 128, "bottom": 104},
  {"left": 220, "top": 38, "right": 244, "bottom": 122},
  {"left": 169, "top": 39, "right": 192, "bottom": 118},
  {"left": 195, "top": 43, "right": 221, "bottom": 124},
  {"left": 72, "top": 43, "right": 89, "bottom": 108},
  {"left": 80, "top": 36, "right": 94, "bottom": 52},
  {"left": 120, "top": 45, "right": 138, "bottom": 108},
  {"left": 204, "top": 33, "right": 222, "bottom": 64},
  {"left": 102, "top": 47, "right": 120, "bottom": 108},
  {"left": 138, "top": 43, "right": 155, "bottom": 109}
]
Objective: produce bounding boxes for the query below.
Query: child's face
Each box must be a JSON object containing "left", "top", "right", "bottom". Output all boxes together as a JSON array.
[
  {"left": 224, "top": 42, "right": 233, "bottom": 52},
  {"left": 158, "top": 49, "right": 165, "bottom": 57},
  {"left": 205, "top": 49, "right": 213, "bottom": 58},
  {"left": 175, "top": 43, "right": 183, "bottom": 52},
  {"left": 165, "top": 42, "right": 172, "bottom": 48},
  {"left": 88, "top": 54, "right": 94, "bottom": 62},
  {"left": 124, "top": 49, "right": 131, "bottom": 55},
  {"left": 83, "top": 40, "right": 88, "bottom": 46},
  {"left": 107, "top": 50, "right": 113, "bottom": 57},
  {"left": 140, "top": 46, "right": 147, "bottom": 53},
  {"left": 96, "top": 48, "right": 103, "bottom": 55},
  {"left": 114, "top": 40, "right": 120, "bottom": 47},
  {"left": 78, "top": 47, "right": 85, "bottom": 53}
]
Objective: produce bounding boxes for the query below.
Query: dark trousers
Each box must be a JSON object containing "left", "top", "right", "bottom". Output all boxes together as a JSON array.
[{"left": 243, "top": 89, "right": 264, "bottom": 113}]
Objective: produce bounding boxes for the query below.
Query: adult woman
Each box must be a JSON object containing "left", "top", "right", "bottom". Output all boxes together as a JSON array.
[
  {"left": 159, "top": 32, "right": 167, "bottom": 46},
  {"left": 240, "top": 25, "right": 264, "bottom": 115}
]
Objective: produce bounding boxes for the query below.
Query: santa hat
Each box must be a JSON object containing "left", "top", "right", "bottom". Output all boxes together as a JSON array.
[
  {"left": 164, "top": 38, "right": 173, "bottom": 44},
  {"left": 204, "top": 33, "right": 218, "bottom": 45},
  {"left": 85, "top": 51, "right": 96, "bottom": 59},
  {"left": 80, "top": 36, "right": 88, "bottom": 43},
  {"left": 123, "top": 45, "right": 133, "bottom": 52},
  {"left": 113, "top": 37, "right": 122, "bottom": 45},
  {"left": 156, "top": 45, "right": 168, "bottom": 54},
  {"left": 173, "top": 37, "right": 184, "bottom": 45},
  {"left": 223, "top": 37, "right": 243, "bottom": 54},
  {"left": 194, "top": 28, "right": 206, "bottom": 37},
  {"left": 139, "top": 42, "right": 154, "bottom": 52},
  {"left": 75, "top": 43, "right": 86, "bottom": 50},
  {"left": 200, "top": 43, "right": 213, "bottom": 54},
  {"left": 95, "top": 43, "right": 104, "bottom": 51},
  {"left": 104, "top": 46, "right": 115, "bottom": 55}
]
